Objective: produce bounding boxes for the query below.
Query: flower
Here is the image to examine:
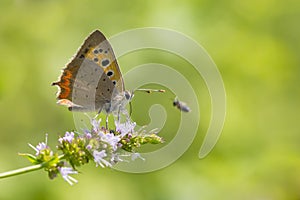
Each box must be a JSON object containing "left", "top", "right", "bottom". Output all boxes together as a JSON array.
[
  {"left": 28, "top": 142, "right": 47, "bottom": 156},
  {"left": 85, "top": 132, "right": 92, "bottom": 139},
  {"left": 59, "top": 131, "right": 75, "bottom": 143},
  {"left": 28, "top": 134, "right": 52, "bottom": 156},
  {"left": 91, "top": 118, "right": 101, "bottom": 133},
  {"left": 18, "top": 113, "right": 164, "bottom": 186},
  {"left": 98, "top": 131, "right": 121, "bottom": 151},
  {"left": 59, "top": 167, "right": 78, "bottom": 185},
  {"left": 93, "top": 150, "right": 112, "bottom": 168},
  {"left": 36, "top": 142, "right": 48, "bottom": 152},
  {"left": 115, "top": 120, "right": 136, "bottom": 136}
]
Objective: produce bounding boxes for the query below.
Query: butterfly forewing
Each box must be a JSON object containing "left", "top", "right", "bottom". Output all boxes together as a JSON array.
[
  {"left": 52, "top": 30, "right": 124, "bottom": 112},
  {"left": 78, "top": 30, "right": 124, "bottom": 92}
]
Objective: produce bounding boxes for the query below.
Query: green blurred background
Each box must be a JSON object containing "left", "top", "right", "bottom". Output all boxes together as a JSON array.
[{"left": 1, "top": 0, "right": 300, "bottom": 199}]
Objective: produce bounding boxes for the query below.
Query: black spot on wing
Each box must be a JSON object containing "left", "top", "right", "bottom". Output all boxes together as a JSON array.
[
  {"left": 107, "top": 71, "right": 113, "bottom": 77},
  {"left": 101, "top": 59, "right": 110, "bottom": 67}
]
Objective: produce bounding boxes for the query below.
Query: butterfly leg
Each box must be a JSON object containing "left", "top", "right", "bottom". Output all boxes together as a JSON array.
[
  {"left": 129, "top": 102, "right": 132, "bottom": 117},
  {"left": 105, "top": 114, "right": 109, "bottom": 130},
  {"left": 117, "top": 107, "right": 121, "bottom": 123},
  {"left": 93, "top": 113, "right": 99, "bottom": 120},
  {"left": 97, "top": 107, "right": 103, "bottom": 115},
  {"left": 116, "top": 106, "right": 129, "bottom": 123}
]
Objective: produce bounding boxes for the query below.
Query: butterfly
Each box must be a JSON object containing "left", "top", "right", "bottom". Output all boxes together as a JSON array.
[
  {"left": 173, "top": 97, "right": 191, "bottom": 112},
  {"left": 52, "top": 30, "right": 132, "bottom": 121}
]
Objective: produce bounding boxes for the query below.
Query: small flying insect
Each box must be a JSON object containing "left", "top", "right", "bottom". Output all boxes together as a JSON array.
[{"left": 173, "top": 97, "right": 191, "bottom": 112}]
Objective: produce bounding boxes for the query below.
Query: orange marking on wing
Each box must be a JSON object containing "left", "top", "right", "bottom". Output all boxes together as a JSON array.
[{"left": 57, "top": 70, "right": 73, "bottom": 99}]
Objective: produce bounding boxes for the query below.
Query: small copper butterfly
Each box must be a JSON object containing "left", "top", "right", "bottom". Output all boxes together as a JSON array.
[{"left": 52, "top": 30, "right": 132, "bottom": 118}]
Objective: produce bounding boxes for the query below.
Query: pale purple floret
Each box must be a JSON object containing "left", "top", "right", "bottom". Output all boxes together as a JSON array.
[
  {"left": 28, "top": 134, "right": 52, "bottom": 156},
  {"left": 98, "top": 132, "right": 121, "bottom": 151},
  {"left": 91, "top": 118, "right": 101, "bottom": 133},
  {"left": 93, "top": 150, "right": 112, "bottom": 168},
  {"left": 59, "top": 131, "right": 75, "bottom": 143},
  {"left": 59, "top": 167, "right": 78, "bottom": 185},
  {"left": 115, "top": 120, "right": 136, "bottom": 136}
]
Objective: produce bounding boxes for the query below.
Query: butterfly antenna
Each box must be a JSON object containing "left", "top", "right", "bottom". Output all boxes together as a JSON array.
[{"left": 134, "top": 88, "right": 166, "bottom": 93}]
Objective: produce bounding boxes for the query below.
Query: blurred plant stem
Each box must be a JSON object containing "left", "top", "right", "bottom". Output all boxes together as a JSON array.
[{"left": 0, "top": 164, "right": 43, "bottom": 179}]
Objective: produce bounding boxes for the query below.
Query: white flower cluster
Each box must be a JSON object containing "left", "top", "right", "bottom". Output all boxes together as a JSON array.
[
  {"left": 87, "top": 118, "right": 137, "bottom": 168},
  {"left": 28, "top": 118, "right": 148, "bottom": 186}
]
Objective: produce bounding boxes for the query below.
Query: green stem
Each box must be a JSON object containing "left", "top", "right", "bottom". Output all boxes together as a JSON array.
[{"left": 0, "top": 164, "right": 43, "bottom": 179}]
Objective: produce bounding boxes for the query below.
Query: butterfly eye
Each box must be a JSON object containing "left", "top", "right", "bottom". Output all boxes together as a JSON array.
[{"left": 125, "top": 91, "right": 132, "bottom": 100}]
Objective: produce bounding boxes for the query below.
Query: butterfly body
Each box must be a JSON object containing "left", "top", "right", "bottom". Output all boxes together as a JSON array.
[{"left": 52, "top": 30, "right": 130, "bottom": 116}]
